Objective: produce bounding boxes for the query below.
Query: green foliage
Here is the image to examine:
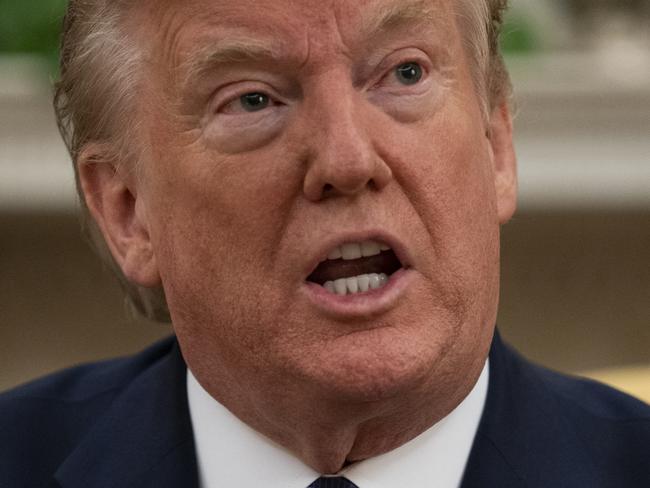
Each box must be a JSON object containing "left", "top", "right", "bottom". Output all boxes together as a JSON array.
[
  {"left": 0, "top": 0, "right": 67, "bottom": 58},
  {"left": 500, "top": 14, "right": 540, "bottom": 54}
]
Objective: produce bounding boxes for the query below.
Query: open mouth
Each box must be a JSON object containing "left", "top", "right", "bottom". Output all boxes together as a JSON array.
[{"left": 306, "top": 240, "right": 405, "bottom": 296}]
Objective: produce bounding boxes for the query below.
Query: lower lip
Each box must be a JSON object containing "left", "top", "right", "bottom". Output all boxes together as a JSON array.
[{"left": 301, "top": 268, "right": 415, "bottom": 319}]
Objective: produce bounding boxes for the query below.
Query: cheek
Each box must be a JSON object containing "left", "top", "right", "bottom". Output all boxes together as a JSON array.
[
  {"left": 414, "top": 116, "right": 500, "bottom": 357},
  {"left": 152, "top": 140, "right": 294, "bottom": 252},
  {"left": 144, "top": 141, "right": 304, "bottom": 334},
  {"left": 381, "top": 107, "right": 500, "bottom": 304}
]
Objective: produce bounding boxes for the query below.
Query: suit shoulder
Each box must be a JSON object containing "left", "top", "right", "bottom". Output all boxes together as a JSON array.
[
  {"left": 0, "top": 336, "right": 177, "bottom": 484},
  {"left": 532, "top": 361, "right": 650, "bottom": 422},
  {"left": 487, "top": 339, "right": 650, "bottom": 485},
  {"left": 1, "top": 336, "right": 176, "bottom": 404},
  {"left": 496, "top": 339, "right": 650, "bottom": 421},
  {"left": 529, "top": 356, "right": 650, "bottom": 484}
]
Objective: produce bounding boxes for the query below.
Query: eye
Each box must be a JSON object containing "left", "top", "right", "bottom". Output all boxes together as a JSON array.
[
  {"left": 239, "top": 92, "right": 270, "bottom": 112},
  {"left": 218, "top": 90, "right": 278, "bottom": 115},
  {"left": 394, "top": 62, "right": 424, "bottom": 86}
]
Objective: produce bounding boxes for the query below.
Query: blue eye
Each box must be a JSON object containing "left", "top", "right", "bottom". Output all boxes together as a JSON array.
[
  {"left": 240, "top": 93, "right": 270, "bottom": 112},
  {"left": 394, "top": 62, "right": 423, "bottom": 85}
]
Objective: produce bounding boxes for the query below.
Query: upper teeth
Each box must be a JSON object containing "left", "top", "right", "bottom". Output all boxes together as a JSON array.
[{"left": 326, "top": 240, "right": 391, "bottom": 261}]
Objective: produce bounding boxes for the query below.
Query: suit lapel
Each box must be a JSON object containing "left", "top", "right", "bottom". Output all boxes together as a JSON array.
[
  {"left": 54, "top": 342, "right": 199, "bottom": 488},
  {"left": 461, "top": 331, "right": 600, "bottom": 487}
]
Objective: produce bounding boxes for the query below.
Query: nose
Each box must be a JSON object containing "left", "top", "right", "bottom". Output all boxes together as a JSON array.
[{"left": 302, "top": 87, "right": 392, "bottom": 202}]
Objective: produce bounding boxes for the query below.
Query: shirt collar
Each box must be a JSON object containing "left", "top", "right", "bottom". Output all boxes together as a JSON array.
[{"left": 187, "top": 361, "right": 488, "bottom": 488}]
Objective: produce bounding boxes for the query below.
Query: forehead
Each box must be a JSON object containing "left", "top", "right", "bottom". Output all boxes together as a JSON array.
[{"left": 136, "top": 0, "right": 455, "bottom": 71}]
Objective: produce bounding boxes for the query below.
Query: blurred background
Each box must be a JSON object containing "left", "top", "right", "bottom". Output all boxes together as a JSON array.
[{"left": 1, "top": 0, "right": 649, "bottom": 400}]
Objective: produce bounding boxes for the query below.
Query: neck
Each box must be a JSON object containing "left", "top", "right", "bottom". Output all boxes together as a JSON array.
[{"left": 190, "top": 362, "right": 485, "bottom": 474}]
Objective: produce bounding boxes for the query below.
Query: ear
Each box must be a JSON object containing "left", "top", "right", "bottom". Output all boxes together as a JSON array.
[
  {"left": 77, "top": 146, "right": 161, "bottom": 287},
  {"left": 487, "top": 101, "right": 518, "bottom": 224}
]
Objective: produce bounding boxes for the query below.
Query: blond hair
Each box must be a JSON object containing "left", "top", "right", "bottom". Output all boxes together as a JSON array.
[{"left": 54, "top": 0, "right": 511, "bottom": 322}]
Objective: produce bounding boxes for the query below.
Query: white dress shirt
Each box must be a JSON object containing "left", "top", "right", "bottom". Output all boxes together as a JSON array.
[{"left": 187, "top": 361, "right": 488, "bottom": 488}]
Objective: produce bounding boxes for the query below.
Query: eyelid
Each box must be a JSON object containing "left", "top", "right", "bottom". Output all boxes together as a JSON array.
[
  {"left": 211, "top": 81, "right": 282, "bottom": 115},
  {"left": 367, "top": 48, "right": 433, "bottom": 88}
]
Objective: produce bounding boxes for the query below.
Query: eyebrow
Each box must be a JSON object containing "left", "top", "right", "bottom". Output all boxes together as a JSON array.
[{"left": 180, "top": 37, "right": 280, "bottom": 86}]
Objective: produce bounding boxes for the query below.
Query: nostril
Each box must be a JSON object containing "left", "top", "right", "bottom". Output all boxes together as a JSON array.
[{"left": 323, "top": 183, "right": 334, "bottom": 195}]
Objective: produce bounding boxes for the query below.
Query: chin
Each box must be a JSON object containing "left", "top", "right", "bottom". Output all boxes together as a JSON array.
[{"left": 298, "top": 324, "right": 447, "bottom": 404}]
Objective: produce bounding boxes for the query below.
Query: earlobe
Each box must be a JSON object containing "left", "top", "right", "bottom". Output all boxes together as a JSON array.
[
  {"left": 488, "top": 102, "right": 518, "bottom": 224},
  {"left": 77, "top": 146, "right": 161, "bottom": 287}
]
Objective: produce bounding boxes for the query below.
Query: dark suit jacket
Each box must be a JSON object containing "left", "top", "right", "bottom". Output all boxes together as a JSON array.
[{"left": 1, "top": 332, "right": 649, "bottom": 488}]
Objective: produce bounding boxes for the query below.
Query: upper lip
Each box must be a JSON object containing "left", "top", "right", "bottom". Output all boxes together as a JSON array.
[{"left": 303, "top": 229, "right": 413, "bottom": 281}]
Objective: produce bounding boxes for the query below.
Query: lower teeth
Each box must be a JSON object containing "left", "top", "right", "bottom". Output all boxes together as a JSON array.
[{"left": 323, "top": 273, "right": 389, "bottom": 296}]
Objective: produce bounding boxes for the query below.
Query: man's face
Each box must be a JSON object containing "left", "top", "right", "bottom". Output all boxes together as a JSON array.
[{"left": 126, "top": 0, "right": 515, "bottom": 412}]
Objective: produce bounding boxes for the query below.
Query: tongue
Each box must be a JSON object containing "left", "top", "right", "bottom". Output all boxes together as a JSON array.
[{"left": 308, "top": 251, "right": 401, "bottom": 285}]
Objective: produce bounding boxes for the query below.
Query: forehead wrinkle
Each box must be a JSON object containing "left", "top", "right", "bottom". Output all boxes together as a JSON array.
[
  {"left": 145, "top": 1, "right": 303, "bottom": 89},
  {"left": 359, "top": 0, "right": 442, "bottom": 39},
  {"left": 155, "top": 6, "right": 191, "bottom": 79}
]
